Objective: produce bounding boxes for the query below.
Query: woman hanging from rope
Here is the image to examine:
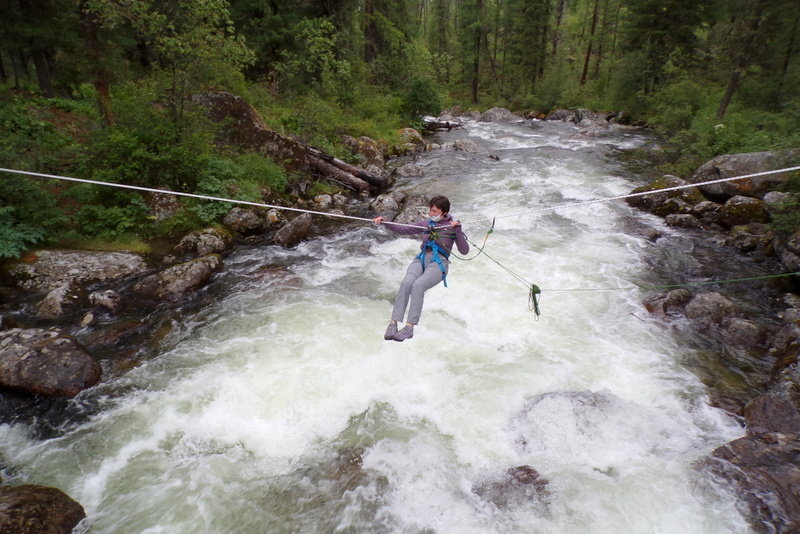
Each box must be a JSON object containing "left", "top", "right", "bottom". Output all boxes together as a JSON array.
[{"left": 373, "top": 195, "right": 469, "bottom": 342}]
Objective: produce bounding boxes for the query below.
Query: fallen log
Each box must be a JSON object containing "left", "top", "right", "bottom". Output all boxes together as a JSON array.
[
  {"left": 421, "top": 118, "right": 463, "bottom": 131},
  {"left": 307, "top": 157, "right": 371, "bottom": 194},
  {"left": 306, "top": 146, "right": 388, "bottom": 190}
]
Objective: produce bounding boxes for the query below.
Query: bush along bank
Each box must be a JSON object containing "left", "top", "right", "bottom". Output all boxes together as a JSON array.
[{"left": 627, "top": 149, "right": 800, "bottom": 532}]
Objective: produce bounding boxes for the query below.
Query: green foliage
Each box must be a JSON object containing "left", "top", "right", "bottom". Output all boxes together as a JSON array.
[
  {"left": 0, "top": 207, "right": 47, "bottom": 259},
  {"left": 400, "top": 78, "right": 442, "bottom": 120}
]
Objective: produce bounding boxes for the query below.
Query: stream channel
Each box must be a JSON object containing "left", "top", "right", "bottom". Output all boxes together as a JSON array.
[{"left": 0, "top": 119, "right": 763, "bottom": 533}]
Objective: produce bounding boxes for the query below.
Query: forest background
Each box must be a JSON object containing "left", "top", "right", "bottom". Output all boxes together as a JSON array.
[{"left": 1, "top": 0, "right": 799, "bottom": 259}]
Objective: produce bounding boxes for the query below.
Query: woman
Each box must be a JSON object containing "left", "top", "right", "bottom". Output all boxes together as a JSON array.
[{"left": 373, "top": 195, "right": 469, "bottom": 342}]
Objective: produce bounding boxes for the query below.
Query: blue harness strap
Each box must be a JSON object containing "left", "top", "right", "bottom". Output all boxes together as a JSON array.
[{"left": 417, "top": 221, "right": 450, "bottom": 287}]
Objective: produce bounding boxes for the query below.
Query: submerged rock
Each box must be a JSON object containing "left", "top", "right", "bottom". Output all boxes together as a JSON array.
[
  {"left": 472, "top": 465, "right": 550, "bottom": 509},
  {"left": 0, "top": 484, "right": 85, "bottom": 534},
  {"left": 0, "top": 328, "right": 101, "bottom": 397}
]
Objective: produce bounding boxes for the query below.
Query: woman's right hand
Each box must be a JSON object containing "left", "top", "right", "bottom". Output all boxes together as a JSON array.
[{"left": 373, "top": 216, "right": 384, "bottom": 224}]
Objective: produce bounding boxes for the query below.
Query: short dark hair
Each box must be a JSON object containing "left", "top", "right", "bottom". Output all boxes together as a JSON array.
[{"left": 429, "top": 195, "right": 450, "bottom": 214}]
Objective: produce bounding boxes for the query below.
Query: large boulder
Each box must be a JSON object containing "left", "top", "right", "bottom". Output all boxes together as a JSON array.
[
  {"left": 626, "top": 175, "right": 705, "bottom": 217},
  {"left": 274, "top": 213, "right": 313, "bottom": 248},
  {"left": 132, "top": 255, "right": 222, "bottom": 301},
  {"left": 706, "top": 434, "right": 800, "bottom": 533},
  {"left": 3, "top": 250, "right": 147, "bottom": 292},
  {"left": 480, "top": 107, "right": 517, "bottom": 122},
  {"left": 685, "top": 292, "right": 737, "bottom": 324},
  {"left": 222, "top": 208, "right": 263, "bottom": 234},
  {"left": 719, "top": 195, "right": 770, "bottom": 226},
  {"left": 472, "top": 466, "right": 550, "bottom": 509},
  {"left": 690, "top": 151, "right": 799, "bottom": 200},
  {"left": 0, "top": 328, "right": 101, "bottom": 397},
  {"left": 341, "top": 135, "right": 387, "bottom": 174},
  {"left": 175, "top": 227, "right": 234, "bottom": 257},
  {"left": 36, "top": 284, "right": 82, "bottom": 319},
  {"left": 0, "top": 484, "right": 85, "bottom": 534}
]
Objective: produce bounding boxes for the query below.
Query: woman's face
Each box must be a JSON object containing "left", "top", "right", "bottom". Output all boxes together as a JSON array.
[{"left": 429, "top": 205, "right": 445, "bottom": 218}]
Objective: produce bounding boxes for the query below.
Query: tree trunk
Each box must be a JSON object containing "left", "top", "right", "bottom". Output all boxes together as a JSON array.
[
  {"left": 471, "top": 0, "right": 482, "bottom": 104},
  {"left": 32, "top": 49, "right": 54, "bottom": 96},
  {"left": 580, "top": 0, "right": 599, "bottom": 86},
  {"left": 0, "top": 54, "right": 6, "bottom": 84},
  {"left": 716, "top": 70, "right": 740, "bottom": 119},
  {"left": 81, "top": 3, "right": 114, "bottom": 125},
  {"left": 552, "top": 0, "right": 567, "bottom": 57}
]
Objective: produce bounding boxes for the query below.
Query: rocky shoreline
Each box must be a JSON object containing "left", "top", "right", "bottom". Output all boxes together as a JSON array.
[{"left": 1, "top": 107, "right": 799, "bottom": 532}]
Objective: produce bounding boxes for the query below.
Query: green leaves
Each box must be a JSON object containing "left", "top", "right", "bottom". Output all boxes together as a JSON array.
[{"left": 0, "top": 207, "right": 46, "bottom": 259}]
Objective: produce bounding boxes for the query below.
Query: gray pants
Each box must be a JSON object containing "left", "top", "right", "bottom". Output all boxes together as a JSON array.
[{"left": 391, "top": 252, "right": 449, "bottom": 325}]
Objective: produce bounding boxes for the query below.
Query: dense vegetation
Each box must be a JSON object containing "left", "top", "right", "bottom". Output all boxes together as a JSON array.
[{"left": 1, "top": 0, "right": 799, "bottom": 258}]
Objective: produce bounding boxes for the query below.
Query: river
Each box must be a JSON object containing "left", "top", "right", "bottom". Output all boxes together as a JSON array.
[{"left": 0, "top": 119, "right": 753, "bottom": 533}]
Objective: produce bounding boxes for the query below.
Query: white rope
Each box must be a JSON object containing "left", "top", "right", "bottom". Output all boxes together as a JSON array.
[
  {"left": 462, "top": 165, "right": 800, "bottom": 225},
  {"left": 0, "top": 167, "right": 424, "bottom": 230},
  {"left": 3, "top": 165, "right": 800, "bottom": 231}
]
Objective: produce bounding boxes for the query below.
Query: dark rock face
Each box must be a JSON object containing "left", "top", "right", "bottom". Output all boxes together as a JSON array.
[
  {"left": 133, "top": 255, "right": 223, "bottom": 301},
  {"left": 0, "top": 328, "right": 101, "bottom": 397},
  {"left": 274, "top": 213, "right": 313, "bottom": 248},
  {"left": 0, "top": 484, "right": 86, "bottom": 534},
  {"left": 685, "top": 292, "right": 737, "bottom": 324},
  {"left": 707, "top": 434, "right": 800, "bottom": 533},
  {"left": 472, "top": 466, "right": 550, "bottom": 509}
]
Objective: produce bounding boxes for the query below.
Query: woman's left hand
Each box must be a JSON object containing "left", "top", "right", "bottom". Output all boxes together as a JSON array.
[{"left": 450, "top": 219, "right": 461, "bottom": 228}]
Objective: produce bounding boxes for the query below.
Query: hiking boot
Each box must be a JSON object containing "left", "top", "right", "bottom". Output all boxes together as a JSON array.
[
  {"left": 393, "top": 325, "right": 414, "bottom": 342},
  {"left": 384, "top": 322, "right": 398, "bottom": 340}
]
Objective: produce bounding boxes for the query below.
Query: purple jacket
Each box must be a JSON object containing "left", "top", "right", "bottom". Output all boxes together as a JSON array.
[{"left": 384, "top": 214, "right": 470, "bottom": 257}]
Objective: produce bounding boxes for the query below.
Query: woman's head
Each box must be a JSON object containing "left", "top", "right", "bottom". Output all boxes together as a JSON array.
[{"left": 429, "top": 195, "right": 450, "bottom": 216}]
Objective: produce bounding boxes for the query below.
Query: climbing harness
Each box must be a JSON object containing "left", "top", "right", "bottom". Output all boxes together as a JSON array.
[{"left": 416, "top": 220, "right": 450, "bottom": 287}]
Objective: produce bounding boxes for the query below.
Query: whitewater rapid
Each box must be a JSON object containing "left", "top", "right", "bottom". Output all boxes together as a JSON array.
[{"left": 0, "top": 119, "right": 752, "bottom": 533}]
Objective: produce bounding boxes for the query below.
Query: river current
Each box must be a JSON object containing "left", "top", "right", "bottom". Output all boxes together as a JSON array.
[{"left": 0, "top": 120, "right": 753, "bottom": 533}]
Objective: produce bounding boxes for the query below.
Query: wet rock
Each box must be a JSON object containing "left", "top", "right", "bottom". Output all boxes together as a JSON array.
[
  {"left": 89, "top": 290, "right": 122, "bottom": 313},
  {"left": 721, "top": 317, "right": 767, "bottom": 347},
  {"left": 706, "top": 434, "right": 800, "bottom": 533},
  {"left": 36, "top": 284, "right": 81, "bottom": 319},
  {"left": 451, "top": 139, "right": 483, "bottom": 154},
  {"left": 393, "top": 194, "right": 430, "bottom": 225},
  {"left": 643, "top": 288, "right": 692, "bottom": 314},
  {"left": 133, "top": 255, "right": 223, "bottom": 301},
  {"left": 764, "top": 192, "right": 796, "bottom": 218},
  {"left": 175, "top": 228, "right": 233, "bottom": 257},
  {"left": 274, "top": 213, "right": 313, "bottom": 248},
  {"left": 222, "top": 207, "right": 263, "bottom": 234},
  {"left": 685, "top": 292, "right": 737, "bottom": 324},
  {"left": 0, "top": 328, "right": 101, "bottom": 397},
  {"left": 480, "top": 107, "right": 517, "bottom": 122},
  {"left": 545, "top": 109, "right": 576, "bottom": 122},
  {"left": 690, "top": 151, "right": 797, "bottom": 199},
  {"left": 775, "top": 230, "right": 800, "bottom": 272},
  {"left": 396, "top": 128, "right": 428, "bottom": 153},
  {"left": 395, "top": 164, "right": 426, "bottom": 177},
  {"left": 768, "top": 321, "right": 800, "bottom": 375},
  {"left": 691, "top": 200, "right": 723, "bottom": 224},
  {"left": 0, "top": 484, "right": 85, "bottom": 534},
  {"left": 472, "top": 466, "right": 550, "bottom": 509},
  {"left": 3, "top": 250, "right": 147, "bottom": 292},
  {"left": 265, "top": 209, "right": 286, "bottom": 227},
  {"left": 727, "top": 224, "right": 773, "bottom": 254},
  {"left": 370, "top": 192, "right": 405, "bottom": 217},
  {"left": 626, "top": 175, "right": 705, "bottom": 217},
  {"left": 745, "top": 393, "right": 800, "bottom": 436},
  {"left": 719, "top": 196, "right": 770, "bottom": 226},
  {"left": 665, "top": 213, "right": 701, "bottom": 228}
]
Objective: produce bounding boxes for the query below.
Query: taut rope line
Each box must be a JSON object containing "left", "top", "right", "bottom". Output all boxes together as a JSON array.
[
  {"left": 0, "top": 167, "right": 426, "bottom": 230},
  {"left": 461, "top": 165, "right": 800, "bottom": 225}
]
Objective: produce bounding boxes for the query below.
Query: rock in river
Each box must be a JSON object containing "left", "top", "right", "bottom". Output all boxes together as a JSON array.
[
  {"left": 0, "top": 484, "right": 86, "bottom": 534},
  {"left": 133, "top": 254, "right": 222, "bottom": 301},
  {"left": 0, "top": 328, "right": 101, "bottom": 397}
]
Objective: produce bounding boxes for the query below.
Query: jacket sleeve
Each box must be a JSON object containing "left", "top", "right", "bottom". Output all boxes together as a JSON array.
[{"left": 455, "top": 226, "right": 470, "bottom": 254}]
